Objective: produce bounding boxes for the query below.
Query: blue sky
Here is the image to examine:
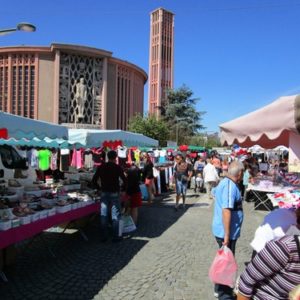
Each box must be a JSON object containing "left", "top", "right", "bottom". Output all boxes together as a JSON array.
[{"left": 2, "top": 0, "right": 300, "bottom": 132}]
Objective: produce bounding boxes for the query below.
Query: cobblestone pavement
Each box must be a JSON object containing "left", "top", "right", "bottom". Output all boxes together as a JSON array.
[{"left": 0, "top": 191, "right": 265, "bottom": 300}]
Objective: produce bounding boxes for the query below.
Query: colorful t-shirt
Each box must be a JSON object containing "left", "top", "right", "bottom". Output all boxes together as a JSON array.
[{"left": 38, "top": 149, "right": 51, "bottom": 171}]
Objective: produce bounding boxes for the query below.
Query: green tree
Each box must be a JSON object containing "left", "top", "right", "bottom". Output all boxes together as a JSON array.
[
  {"left": 188, "top": 133, "right": 221, "bottom": 148},
  {"left": 163, "top": 85, "right": 205, "bottom": 144},
  {"left": 128, "top": 114, "right": 169, "bottom": 146}
]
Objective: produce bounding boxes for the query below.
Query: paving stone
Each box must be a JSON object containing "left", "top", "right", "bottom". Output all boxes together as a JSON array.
[{"left": 0, "top": 191, "right": 264, "bottom": 300}]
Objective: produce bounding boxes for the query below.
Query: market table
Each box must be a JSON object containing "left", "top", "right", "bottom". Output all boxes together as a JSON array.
[
  {"left": 0, "top": 202, "right": 100, "bottom": 282},
  {"left": 0, "top": 202, "right": 100, "bottom": 250},
  {"left": 246, "top": 183, "right": 293, "bottom": 211}
]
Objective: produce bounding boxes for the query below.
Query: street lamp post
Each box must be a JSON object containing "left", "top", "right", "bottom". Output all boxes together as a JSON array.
[{"left": 0, "top": 23, "right": 36, "bottom": 36}]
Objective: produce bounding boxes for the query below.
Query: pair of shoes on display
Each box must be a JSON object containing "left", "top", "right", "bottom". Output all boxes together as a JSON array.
[{"left": 8, "top": 179, "right": 21, "bottom": 187}]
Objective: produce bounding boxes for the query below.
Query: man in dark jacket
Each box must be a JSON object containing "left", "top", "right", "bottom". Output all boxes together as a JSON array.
[{"left": 92, "top": 150, "right": 127, "bottom": 242}]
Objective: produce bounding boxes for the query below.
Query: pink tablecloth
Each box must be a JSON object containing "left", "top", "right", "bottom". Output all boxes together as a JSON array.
[{"left": 0, "top": 203, "right": 100, "bottom": 249}]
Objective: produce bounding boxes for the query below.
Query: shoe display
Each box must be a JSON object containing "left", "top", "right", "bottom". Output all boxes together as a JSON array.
[{"left": 8, "top": 179, "right": 22, "bottom": 187}]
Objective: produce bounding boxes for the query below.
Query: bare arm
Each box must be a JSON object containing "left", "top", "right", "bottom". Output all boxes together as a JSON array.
[
  {"left": 222, "top": 208, "right": 231, "bottom": 246},
  {"left": 236, "top": 293, "right": 250, "bottom": 300}
]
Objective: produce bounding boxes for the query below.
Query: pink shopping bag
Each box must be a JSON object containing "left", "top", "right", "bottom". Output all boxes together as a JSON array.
[{"left": 208, "top": 246, "right": 238, "bottom": 288}]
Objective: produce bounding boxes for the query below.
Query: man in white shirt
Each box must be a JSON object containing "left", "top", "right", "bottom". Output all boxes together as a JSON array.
[{"left": 203, "top": 157, "right": 219, "bottom": 199}]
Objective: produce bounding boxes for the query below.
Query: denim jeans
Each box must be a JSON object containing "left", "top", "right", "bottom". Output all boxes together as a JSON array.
[
  {"left": 100, "top": 192, "right": 121, "bottom": 239},
  {"left": 214, "top": 237, "right": 237, "bottom": 300},
  {"left": 175, "top": 179, "right": 188, "bottom": 196}
]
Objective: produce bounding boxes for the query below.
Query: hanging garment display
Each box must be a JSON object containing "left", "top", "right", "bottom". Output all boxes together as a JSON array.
[
  {"left": 50, "top": 151, "right": 58, "bottom": 171},
  {"left": 38, "top": 149, "right": 51, "bottom": 171},
  {"left": 60, "top": 148, "right": 70, "bottom": 172},
  {"left": 27, "top": 149, "right": 39, "bottom": 168}
]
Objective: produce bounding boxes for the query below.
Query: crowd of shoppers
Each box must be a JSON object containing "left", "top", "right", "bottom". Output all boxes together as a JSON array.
[{"left": 91, "top": 148, "right": 299, "bottom": 300}]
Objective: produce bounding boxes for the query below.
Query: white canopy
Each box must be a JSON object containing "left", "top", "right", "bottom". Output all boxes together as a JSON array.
[
  {"left": 273, "top": 145, "right": 289, "bottom": 152},
  {"left": 68, "top": 129, "right": 158, "bottom": 148},
  {"left": 220, "top": 95, "right": 300, "bottom": 148},
  {"left": 0, "top": 111, "right": 68, "bottom": 140},
  {"left": 248, "top": 145, "right": 265, "bottom": 153}
]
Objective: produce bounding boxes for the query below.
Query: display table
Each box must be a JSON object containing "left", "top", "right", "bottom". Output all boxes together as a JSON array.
[
  {"left": 267, "top": 192, "right": 300, "bottom": 209},
  {"left": 0, "top": 203, "right": 100, "bottom": 250},
  {"left": 267, "top": 193, "right": 282, "bottom": 208},
  {"left": 247, "top": 183, "right": 294, "bottom": 211}
]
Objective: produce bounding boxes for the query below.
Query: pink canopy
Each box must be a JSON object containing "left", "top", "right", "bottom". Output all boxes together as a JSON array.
[{"left": 220, "top": 95, "right": 300, "bottom": 148}]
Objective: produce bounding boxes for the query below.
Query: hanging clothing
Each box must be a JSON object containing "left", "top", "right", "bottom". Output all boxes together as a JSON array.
[
  {"left": 160, "top": 169, "right": 168, "bottom": 193},
  {"left": 38, "top": 149, "right": 51, "bottom": 171},
  {"left": 60, "top": 149, "right": 70, "bottom": 172},
  {"left": 27, "top": 149, "right": 38, "bottom": 168},
  {"left": 169, "top": 167, "right": 173, "bottom": 182},
  {"left": 127, "top": 150, "right": 133, "bottom": 165},
  {"left": 165, "top": 168, "right": 169, "bottom": 184},
  {"left": 71, "top": 149, "right": 83, "bottom": 169},
  {"left": 50, "top": 151, "right": 58, "bottom": 171},
  {"left": 117, "top": 146, "right": 127, "bottom": 158},
  {"left": 159, "top": 150, "right": 167, "bottom": 163},
  {"left": 84, "top": 151, "right": 94, "bottom": 169},
  {"left": 153, "top": 167, "right": 161, "bottom": 194},
  {"left": 92, "top": 148, "right": 103, "bottom": 166},
  {"left": 134, "top": 150, "right": 140, "bottom": 164}
]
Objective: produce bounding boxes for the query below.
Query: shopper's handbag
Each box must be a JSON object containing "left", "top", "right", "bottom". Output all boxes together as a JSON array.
[
  {"left": 208, "top": 246, "right": 238, "bottom": 288},
  {"left": 121, "top": 215, "right": 136, "bottom": 234}
]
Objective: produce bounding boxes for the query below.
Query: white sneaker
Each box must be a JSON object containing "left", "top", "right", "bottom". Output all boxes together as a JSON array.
[{"left": 214, "top": 292, "right": 219, "bottom": 298}]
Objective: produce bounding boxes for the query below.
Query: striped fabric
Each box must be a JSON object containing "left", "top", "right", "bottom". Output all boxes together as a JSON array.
[{"left": 239, "top": 235, "right": 300, "bottom": 300}]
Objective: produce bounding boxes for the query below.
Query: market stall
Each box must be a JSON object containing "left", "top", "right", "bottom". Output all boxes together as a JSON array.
[
  {"left": 0, "top": 114, "right": 102, "bottom": 281},
  {"left": 0, "top": 111, "right": 69, "bottom": 146},
  {"left": 220, "top": 94, "right": 300, "bottom": 210},
  {"left": 220, "top": 95, "right": 300, "bottom": 148},
  {"left": 68, "top": 129, "right": 158, "bottom": 148}
]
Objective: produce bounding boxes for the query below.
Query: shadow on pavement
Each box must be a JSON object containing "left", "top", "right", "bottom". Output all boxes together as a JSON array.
[
  {"left": 0, "top": 194, "right": 191, "bottom": 300},
  {"left": 0, "top": 221, "right": 147, "bottom": 300},
  {"left": 135, "top": 193, "right": 196, "bottom": 239}
]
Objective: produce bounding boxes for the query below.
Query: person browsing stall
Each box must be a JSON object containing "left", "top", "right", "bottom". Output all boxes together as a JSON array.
[
  {"left": 125, "top": 163, "right": 142, "bottom": 225},
  {"left": 174, "top": 154, "right": 193, "bottom": 211},
  {"left": 203, "top": 157, "right": 219, "bottom": 199},
  {"left": 211, "top": 160, "right": 244, "bottom": 299},
  {"left": 92, "top": 150, "right": 127, "bottom": 242}
]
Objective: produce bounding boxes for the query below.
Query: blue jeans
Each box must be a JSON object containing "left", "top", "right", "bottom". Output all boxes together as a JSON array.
[
  {"left": 100, "top": 192, "right": 121, "bottom": 239},
  {"left": 214, "top": 237, "right": 237, "bottom": 300},
  {"left": 175, "top": 180, "right": 188, "bottom": 196}
]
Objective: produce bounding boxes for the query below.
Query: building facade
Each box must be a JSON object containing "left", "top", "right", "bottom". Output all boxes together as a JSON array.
[
  {"left": 148, "top": 8, "right": 174, "bottom": 116},
  {"left": 0, "top": 44, "right": 147, "bottom": 130}
]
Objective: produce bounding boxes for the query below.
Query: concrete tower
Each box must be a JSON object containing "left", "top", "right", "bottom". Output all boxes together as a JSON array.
[{"left": 148, "top": 8, "right": 174, "bottom": 117}]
